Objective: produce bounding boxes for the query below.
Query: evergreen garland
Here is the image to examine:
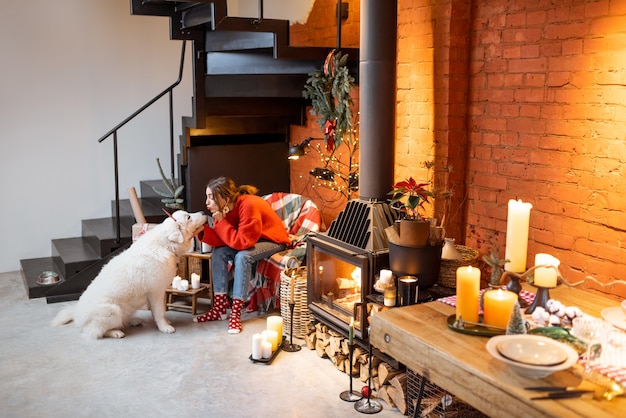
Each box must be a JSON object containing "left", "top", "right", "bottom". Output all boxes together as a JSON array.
[{"left": 302, "top": 50, "right": 355, "bottom": 151}]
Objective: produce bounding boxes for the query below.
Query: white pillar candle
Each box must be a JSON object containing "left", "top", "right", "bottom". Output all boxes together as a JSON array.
[
  {"left": 172, "top": 275, "right": 182, "bottom": 289},
  {"left": 504, "top": 199, "right": 533, "bottom": 273},
  {"left": 179, "top": 279, "right": 189, "bottom": 291},
  {"left": 262, "top": 329, "right": 279, "bottom": 352},
  {"left": 534, "top": 253, "right": 560, "bottom": 288},
  {"left": 191, "top": 273, "right": 201, "bottom": 289},
  {"left": 251, "top": 333, "right": 263, "bottom": 360},
  {"left": 379, "top": 269, "right": 393, "bottom": 284},
  {"left": 261, "top": 341, "right": 272, "bottom": 359},
  {"left": 266, "top": 316, "right": 283, "bottom": 343}
]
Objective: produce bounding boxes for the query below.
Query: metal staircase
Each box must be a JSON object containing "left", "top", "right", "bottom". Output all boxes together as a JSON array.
[{"left": 20, "top": 0, "right": 358, "bottom": 303}]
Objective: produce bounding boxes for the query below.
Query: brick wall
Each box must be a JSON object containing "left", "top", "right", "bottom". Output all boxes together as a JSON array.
[{"left": 292, "top": 0, "right": 626, "bottom": 298}]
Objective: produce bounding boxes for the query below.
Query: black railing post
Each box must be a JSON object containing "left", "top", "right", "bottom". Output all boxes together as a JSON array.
[
  {"left": 169, "top": 89, "right": 175, "bottom": 182},
  {"left": 113, "top": 131, "right": 121, "bottom": 243}
]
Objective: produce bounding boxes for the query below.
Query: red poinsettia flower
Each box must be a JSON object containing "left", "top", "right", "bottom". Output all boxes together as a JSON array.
[{"left": 388, "top": 177, "right": 434, "bottom": 220}]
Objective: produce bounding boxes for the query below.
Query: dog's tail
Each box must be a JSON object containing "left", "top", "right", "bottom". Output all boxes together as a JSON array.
[{"left": 51, "top": 306, "right": 75, "bottom": 327}]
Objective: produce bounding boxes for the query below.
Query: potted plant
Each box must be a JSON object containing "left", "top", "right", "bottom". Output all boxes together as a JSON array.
[
  {"left": 387, "top": 177, "right": 442, "bottom": 289},
  {"left": 152, "top": 158, "right": 184, "bottom": 210},
  {"left": 389, "top": 177, "right": 434, "bottom": 247}
]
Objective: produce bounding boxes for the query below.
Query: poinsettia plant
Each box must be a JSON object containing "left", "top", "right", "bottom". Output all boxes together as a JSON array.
[{"left": 389, "top": 177, "right": 434, "bottom": 221}]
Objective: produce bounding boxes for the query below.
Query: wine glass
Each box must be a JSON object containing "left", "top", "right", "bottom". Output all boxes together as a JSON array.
[{"left": 572, "top": 316, "right": 612, "bottom": 372}]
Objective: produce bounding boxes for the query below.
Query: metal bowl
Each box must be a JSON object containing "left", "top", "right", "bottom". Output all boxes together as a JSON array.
[{"left": 37, "top": 271, "right": 61, "bottom": 286}]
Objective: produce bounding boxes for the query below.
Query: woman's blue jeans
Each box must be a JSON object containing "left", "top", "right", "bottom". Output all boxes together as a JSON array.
[{"left": 211, "top": 241, "right": 287, "bottom": 300}]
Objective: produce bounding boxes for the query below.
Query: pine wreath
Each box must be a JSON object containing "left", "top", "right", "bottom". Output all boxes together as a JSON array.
[{"left": 302, "top": 49, "right": 355, "bottom": 152}]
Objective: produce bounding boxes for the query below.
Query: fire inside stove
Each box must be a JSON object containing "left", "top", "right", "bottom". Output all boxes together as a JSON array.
[{"left": 307, "top": 233, "right": 389, "bottom": 342}]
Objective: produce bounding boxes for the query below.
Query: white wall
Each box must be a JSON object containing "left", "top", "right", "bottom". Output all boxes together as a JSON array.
[
  {"left": 0, "top": 0, "right": 193, "bottom": 273},
  {"left": 229, "top": 0, "right": 313, "bottom": 23}
]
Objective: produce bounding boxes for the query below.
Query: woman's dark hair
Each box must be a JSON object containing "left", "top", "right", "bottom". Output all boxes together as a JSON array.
[{"left": 206, "top": 177, "right": 258, "bottom": 210}]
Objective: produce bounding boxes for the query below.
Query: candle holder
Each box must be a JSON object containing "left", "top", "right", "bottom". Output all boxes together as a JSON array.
[
  {"left": 525, "top": 283, "right": 553, "bottom": 315},
  {"left": 501, "top": 271, "right": 528, "bottom": 308},
  {"left": 354, "top": 331, "right": 383, "bottom": 414},
  {"left": 282, "top": 302, "right": 301, "bottom": 352},
  {"left": 340, "top": 342, "right": 361, "bottom": 402}
]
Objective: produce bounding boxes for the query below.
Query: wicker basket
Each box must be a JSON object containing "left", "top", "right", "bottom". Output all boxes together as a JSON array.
[
  {"left": 280, "top": 259, "right": 312, "bottom": 338},
  {"left": 438, "top": 245, "right": 479, "bottom": 288}
]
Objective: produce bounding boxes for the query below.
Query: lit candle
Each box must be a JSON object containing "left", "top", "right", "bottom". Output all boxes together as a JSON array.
[
  {"left": 384, "top": 287, "right": 396, "bottom": 307},
  {"left": 349, "top": 317, "right": 354, "bottom": 344},
  {"left": 261, "top": 341, "right": 272, "bottom": 359},
  {"left": 483, "top": 288, "right": 518, "bottom": 328},
  {"left": 179, "top": 279, "right": 189, "bottom": 291},
  {"left": 290, "top": 274, "right": 295, "bottom": 304},
  {"left": 504, "top": 199, "right": 533, "bottom": 273},
  {"left": 251, "top": 333, "right": 263, "bottom": 360},
  {"left": 191, "top": 273, "right": 201, "bottom": 289},
  {"left": 266, "top": 316, "right": 283, "bottom": 344},
  {"left": 172, "top": 275, "right": 181, "bottom": 289},
  {"left": 534, "top": 253, "right": 560, "bottom": 288},
  {"left": 456, "top": 266, "right": 480, "bottom": 323},
  {"left": 262, "top": 329, "right": 279, "bottom": 352}
]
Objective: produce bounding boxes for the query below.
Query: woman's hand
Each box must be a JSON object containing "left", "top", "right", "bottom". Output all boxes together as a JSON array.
[{"left": 212, "top": 211, "right": 224, "bottom": 222}]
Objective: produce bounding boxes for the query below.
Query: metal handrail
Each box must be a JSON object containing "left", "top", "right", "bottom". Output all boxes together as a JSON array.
[{"left": 98, "top": 41, "right": 187, "bottom": 243}]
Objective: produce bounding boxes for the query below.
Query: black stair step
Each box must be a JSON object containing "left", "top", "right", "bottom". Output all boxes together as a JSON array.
[
  {"left": 115, "top": 197, "right": 167, "bottom": 224},
  {"left": 20, "top": 257, "right": 64, "bottom": 299},
  {"left": 51, "top": 237, "right": 103, "bottom": 278},
  {"left": 81, "top": 218, "right": 134, "bottom": 258}
]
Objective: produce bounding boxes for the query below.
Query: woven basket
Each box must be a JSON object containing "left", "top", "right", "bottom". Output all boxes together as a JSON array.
[
  {"left": 438, "top": 245, "right": 479, "bottom": 288},
  {"left": 280, "top": 259, "right": 312, "bottom": 338}
]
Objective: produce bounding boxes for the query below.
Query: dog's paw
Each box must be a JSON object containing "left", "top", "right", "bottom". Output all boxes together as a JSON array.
[
  {"left": 158, "top": 324, "right": 176, "bottom": 334},
  {"left": 104, "top": 329, "right": 126, "bottom": 339}
]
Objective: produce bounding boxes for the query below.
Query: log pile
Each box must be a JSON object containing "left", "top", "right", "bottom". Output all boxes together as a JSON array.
[{"left": 303, "top": 321, "right": 408, "bottom": 414}]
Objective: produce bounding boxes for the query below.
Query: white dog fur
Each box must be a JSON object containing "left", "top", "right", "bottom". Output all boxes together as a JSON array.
[{"left": 51, "top": 210, "right": 208, "bottom": 339}]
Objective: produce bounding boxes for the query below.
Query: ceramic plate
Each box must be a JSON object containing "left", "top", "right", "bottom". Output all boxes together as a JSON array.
[
  {"left": 601, "top": 307, "right": 626, "bottom": 332},
  {"left": 496, "top": 336, "right": 568, "bottom": 366},
  {"left": 486, "top": 335, "right": 579, "bottom": 379}
]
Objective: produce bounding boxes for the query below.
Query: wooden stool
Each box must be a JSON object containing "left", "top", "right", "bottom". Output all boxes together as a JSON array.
[
  {"left": 167, "top": 252, "right": 214, "bottom": 315},
  {"left": 165, "top": 283, "right": 212, "bottom": 315}
]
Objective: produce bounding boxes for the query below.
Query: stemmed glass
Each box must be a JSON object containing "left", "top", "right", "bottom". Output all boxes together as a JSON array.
[{"left": 572, "top": 316, "right": 612, "bottom": 372}]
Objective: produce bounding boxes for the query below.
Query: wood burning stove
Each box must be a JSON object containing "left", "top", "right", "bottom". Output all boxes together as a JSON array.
[{"left": 306, "top": 233, "right": 389, "bottom": 342}]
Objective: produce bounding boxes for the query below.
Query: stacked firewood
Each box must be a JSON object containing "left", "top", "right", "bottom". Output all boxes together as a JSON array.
[{"left": 303, "top": 321, "right": 408, "bottom": 414}]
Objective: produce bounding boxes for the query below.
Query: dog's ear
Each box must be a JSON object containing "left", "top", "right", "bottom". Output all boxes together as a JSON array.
[{"left": 168, "top": 227, "right": 185, "bottom": 244}]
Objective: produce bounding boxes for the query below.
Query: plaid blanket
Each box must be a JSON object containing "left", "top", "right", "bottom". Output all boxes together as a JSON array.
[{"left": 245, "top": 193, "right": 322, "bottom": 313}]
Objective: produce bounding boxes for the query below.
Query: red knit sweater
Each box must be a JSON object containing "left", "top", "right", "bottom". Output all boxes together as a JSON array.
[{"left": 200, "top": 194, "right": 290, "bottom": 251}]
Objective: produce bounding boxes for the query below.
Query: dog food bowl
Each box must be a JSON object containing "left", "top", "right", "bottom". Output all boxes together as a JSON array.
[{"left": 37, "top": 271, "right": 61, "bottom": 286}]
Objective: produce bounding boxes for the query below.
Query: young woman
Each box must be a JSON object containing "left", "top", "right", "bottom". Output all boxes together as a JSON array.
[{"left": 195, "top": 177, "right": 289, "bottom": 333}]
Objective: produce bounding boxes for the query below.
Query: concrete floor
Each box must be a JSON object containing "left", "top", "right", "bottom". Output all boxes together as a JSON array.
[{"left": 0, "top": 271, "right": 402, "bottom": 418}]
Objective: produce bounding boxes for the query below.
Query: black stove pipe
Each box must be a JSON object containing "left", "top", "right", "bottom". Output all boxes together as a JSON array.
[{"left": 358, "top": 0, "right": 397, "bottom": 201}]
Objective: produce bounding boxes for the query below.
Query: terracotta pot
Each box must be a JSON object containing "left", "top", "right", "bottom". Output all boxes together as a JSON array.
[{"left": 399, "top": 219, "right": 430, "bottom": 247}]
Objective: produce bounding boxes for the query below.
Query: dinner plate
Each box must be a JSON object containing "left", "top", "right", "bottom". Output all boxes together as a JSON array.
[
  {"left": 601, "top": 307, "right": 626, "bottom": 331},
  {"left": 486, "top": 335, "right": 579, "bottom": 379},
  {"left": 496, "top": 337, "right": 568, "bottom": 367}
]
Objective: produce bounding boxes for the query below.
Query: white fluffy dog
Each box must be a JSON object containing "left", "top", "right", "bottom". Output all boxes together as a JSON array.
[{"left": 52, "top": 210, "right": 208, "bottom": 339}]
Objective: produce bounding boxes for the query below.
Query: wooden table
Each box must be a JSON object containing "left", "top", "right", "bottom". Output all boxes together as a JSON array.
[{"left": 370, "top": 285, "right": 626, "bottom": 417}]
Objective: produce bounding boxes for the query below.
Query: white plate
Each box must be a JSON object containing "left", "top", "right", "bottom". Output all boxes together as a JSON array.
[
  {"left": 486, "top": 335, "right": 579, "bottom": 379},
  {"left": 496, "top": 336, "right": 568, "bottom": 366},
  {"left": 601, "top": 307, "right": 626, "bottom": 332}
]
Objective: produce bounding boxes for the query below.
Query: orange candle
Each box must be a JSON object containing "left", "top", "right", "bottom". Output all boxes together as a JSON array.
[
  {"left": 456, "top": 266, "right": 480, "bottom": 323},
  {"left": 483, "top": 288, "right": 518, "bottom": 328}
]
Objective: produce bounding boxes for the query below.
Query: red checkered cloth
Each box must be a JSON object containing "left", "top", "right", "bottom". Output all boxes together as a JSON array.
[
  {"left": 437, "top": 288, "right": 536, "bottom": 315},
  {"left": 245, "top": 193, "right": 322, "bottom": 313}
]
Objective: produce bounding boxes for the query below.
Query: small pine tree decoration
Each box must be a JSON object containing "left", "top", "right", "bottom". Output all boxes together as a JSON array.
[{"left": 506, "top": 300, "right": 527, "bottom": 335}]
